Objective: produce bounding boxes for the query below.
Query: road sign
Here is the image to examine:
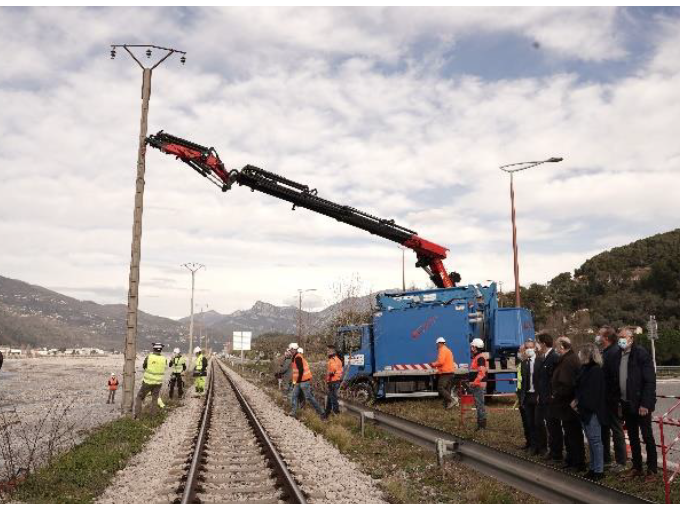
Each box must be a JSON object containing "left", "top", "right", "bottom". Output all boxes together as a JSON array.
[{"left": 233, "top": 331, "right": 252, "bottom": 351}]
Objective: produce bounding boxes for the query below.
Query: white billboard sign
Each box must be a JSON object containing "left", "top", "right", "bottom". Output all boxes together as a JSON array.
[{"left": 233, "top": 331, "right": 252, "bottom": 351}]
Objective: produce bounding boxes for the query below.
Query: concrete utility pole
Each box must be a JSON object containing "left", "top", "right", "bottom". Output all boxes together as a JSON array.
[
  {"left": 113, "top": 43, "right": 186, "bottom": 416},
  {"left": 181, "top": 263, "right": 205, "bottom": 362},
  {"left": 297, "top": 289, "right": 317, "bottom": 342},
  {"left": 499, "top": 157, "right": 563, "bottom": 308}
]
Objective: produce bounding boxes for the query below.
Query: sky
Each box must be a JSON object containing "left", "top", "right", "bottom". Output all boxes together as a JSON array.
[{"left": 0, "top": 7, "right": 678, "bottom": 319}]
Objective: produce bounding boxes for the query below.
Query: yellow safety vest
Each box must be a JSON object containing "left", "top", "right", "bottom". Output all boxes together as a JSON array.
[
  {"left": 516, "top": 365, "right": 522, "bottom": 391},
  {"left": 143, "top": 353, "right": 167, "bottom": 385},
  {"left": 172, "top": 355, "right": 186, "bottom": 374},
  {"left": 193, "top": 354, "right": 207, "bottom": 376}
]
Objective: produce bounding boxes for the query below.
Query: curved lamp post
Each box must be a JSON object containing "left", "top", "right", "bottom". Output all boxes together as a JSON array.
[{"left": 500, "top": 157, "right": 563, "bottom": 308}]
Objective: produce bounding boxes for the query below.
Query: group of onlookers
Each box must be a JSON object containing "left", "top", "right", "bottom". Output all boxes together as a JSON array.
[{"left": 518, "top": 327, "right": 657, "bottom": 481}]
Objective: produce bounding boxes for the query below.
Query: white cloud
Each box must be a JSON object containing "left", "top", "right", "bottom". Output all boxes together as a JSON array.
[{"left": 0, "top": 7, "right": 678, "bottom": 319}]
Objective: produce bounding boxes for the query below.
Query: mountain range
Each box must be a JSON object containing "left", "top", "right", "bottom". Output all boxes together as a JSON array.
[{"left": 1, "top": 228, "right": 677, "bottom": 352}]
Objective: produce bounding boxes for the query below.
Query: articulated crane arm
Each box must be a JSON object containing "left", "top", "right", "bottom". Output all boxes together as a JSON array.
[{"left": 146, "top": 131, "right": 460, "bottom": 288}]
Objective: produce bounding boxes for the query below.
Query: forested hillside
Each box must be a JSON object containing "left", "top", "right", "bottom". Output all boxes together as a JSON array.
[{"left": 513, "top": 229, "right": 680, "bottom": 362}]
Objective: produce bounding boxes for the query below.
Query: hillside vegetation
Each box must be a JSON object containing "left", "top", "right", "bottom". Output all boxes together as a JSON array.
[{"left": 515, "top": 229, "right": 680, "bottom": 363}]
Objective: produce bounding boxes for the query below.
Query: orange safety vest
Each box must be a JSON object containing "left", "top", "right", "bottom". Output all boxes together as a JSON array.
[
  {"left": 107, "top": 377, "right": 119, "bottom": 390},
  {"left": 432, "top": 345, "right": 456, "bottom": 374},
  {"left": 326, "top": 355, "right": 343, "bottom": 383},
  {"left": 470, "top": 353, "right": 487, "bottom": 388},
  {"left": 292, "top": 354, "right": 313, "bottom": 382}
]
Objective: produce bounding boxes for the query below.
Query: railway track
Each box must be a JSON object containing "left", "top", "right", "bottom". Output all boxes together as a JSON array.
[{"left": 178, "top": 361, "right": 306, "bottom": 504}]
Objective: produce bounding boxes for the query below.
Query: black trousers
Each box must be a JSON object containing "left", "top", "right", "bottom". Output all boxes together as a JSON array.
[
  {"left": 563, "top": 417, "right": 585, "bottom": 468},
  {"left": 437, "top": 374, "right": 454, "bottom": 407},
  {"left": 522, "top": 393, "right": 538, "bottom": 449},
  {"left": 533, "top": 403, "right": 549, "bottom": 452},
  {"left": 518, "top": 394, "right": 531, "bottom": 446},
  {"left": 169, "top": 373, "right": 184, "bottom": 398},
  {"left": 602, "top": 403, "right": 627, "bottom": 465},
  {"left": 547, "top": 411, "right": 564, "bottom": 460},
  {"left": 623, "top": 401, "right": 657, "bottom": 473}
]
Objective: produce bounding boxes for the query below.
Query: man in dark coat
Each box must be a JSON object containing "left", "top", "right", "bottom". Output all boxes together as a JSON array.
[
  {"left": 599, "top": 326, "right": 627, "bottom": 472},
  {"left": 616, "top": 327, "right": 657, "bottom": 481},
  {"left": 519, "top": 340, "right": 546, "bottom": 455},
  {"left": 536, "top": 333, "right": 561, "bottom": 461},
  {"left": 551, "top": 337, "right": 585, "bottom": 471}
]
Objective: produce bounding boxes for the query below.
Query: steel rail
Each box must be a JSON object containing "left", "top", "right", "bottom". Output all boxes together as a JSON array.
[
  {"left": 180, "top": 362, "right": 215, "bottom": 504},
  {"left": 339, "top": 399, "right": 651, "bottom": 504},
  {"left": 216, "top": 360, "right": 307, "bottom": 504}
]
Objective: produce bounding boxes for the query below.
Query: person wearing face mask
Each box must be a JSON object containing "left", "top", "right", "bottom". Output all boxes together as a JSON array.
[
  {"left": 599, "top": 326, "right": 628, "bottom": 472},
  {"left": 519, "top": 340, "right": 545, "bottom": 455},
  {"left": 551, "top": 337, "right": 586, "bottom": 472},
  {"left": 615, "top": 327, "right": 657, "bottom": 481}
]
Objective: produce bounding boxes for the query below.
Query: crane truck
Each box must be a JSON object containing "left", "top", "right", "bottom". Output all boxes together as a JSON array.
[{"left": 147, "top": 131, "right": 535, "bottom": 402}]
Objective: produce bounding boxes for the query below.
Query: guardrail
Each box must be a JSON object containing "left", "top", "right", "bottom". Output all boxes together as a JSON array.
[{"left": 338, "top": 398, "right": 650, "bottom": 504}]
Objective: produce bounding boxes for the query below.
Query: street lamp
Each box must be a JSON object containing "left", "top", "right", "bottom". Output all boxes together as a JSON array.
[
  {"left": 181, "top": 263, "right": 205, "bottom": 361},
  {"left": 500, "top": 157, "right": 563, "bottom": 308},
  {"left": 113, "top": 43, "right": 186, "bottom": 416},
  {"left": 296, "top": 289, "right": 317, "bottom": 342}
]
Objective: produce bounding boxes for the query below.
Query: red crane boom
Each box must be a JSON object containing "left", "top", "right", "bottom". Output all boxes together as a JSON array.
[{"left": 146, "top": 131, "right": 460, "bottom": 288}]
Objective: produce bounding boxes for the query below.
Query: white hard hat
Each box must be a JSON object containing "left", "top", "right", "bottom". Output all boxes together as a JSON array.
[
  {"left": 194, "top": 346, "right": 202, "bottom": 354},
  {"left": 173, "top": 348, "right": 180, "bottom": 354},
  {"left": 297, "top": 348, "right": 304, "bottom": 354},
  {"left": 471, "top": 338, "right": 485, "bottom": 349},
  {"left": 110, "top": 372, "right": 115, "bottom": 376},
  {"left": 436, "top": 337, "right": 446, "bottom": 344},
  {"left": 288, "top": 342, "right": 299, "bottom": 350}
]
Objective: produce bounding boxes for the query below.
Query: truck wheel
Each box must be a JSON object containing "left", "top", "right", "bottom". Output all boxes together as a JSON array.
[{"left": 351, "top": 382, "right": 374, "bottom": 404}]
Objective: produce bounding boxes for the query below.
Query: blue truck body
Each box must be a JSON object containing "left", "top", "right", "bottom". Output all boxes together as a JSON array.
[{"left": 335, "top": 283, "right": 535, "bottom": 400}]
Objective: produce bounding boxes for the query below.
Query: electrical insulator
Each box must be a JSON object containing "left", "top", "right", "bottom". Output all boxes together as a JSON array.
[
  {"left": 110, "top": 48, "right": 116, "bottom": 59},
  {"left": 180, "top": 55, "right": 186, "bottom": 65},
  {"left": 146, "top": 49, "right": 152, "bottom": 58}
]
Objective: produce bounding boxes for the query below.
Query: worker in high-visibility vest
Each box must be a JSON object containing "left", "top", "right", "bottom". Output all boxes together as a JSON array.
[
  {"left": 133, "top": 342, "right": 168, "bottom": 419},
  {"left": 169, "top": 348, "right": 187, "bottom": 399},
  {"left": 325, "top": 346, "right": 344, "bottom": 416},
  {"left": 106, "top": 373, "right": 119, "bottom": 404},
  {"left": 193, "top": 346, "right": 208, "bottom": 394},
  {"left": 291, "top": 347, "right": 325, "bottom": 419},
  {"left": 470, "top": 338, "right": 488, "bottom": 430}
]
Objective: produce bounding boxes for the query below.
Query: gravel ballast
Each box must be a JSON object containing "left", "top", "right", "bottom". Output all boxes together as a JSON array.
[
  {"left": 97, "top": 363, "right": 385, "bottom": 504},
  {"left": 96, "top": 394, "right": 203, "bottom": 504},
  {"left": 224, "top": 365, "right": 386, "bottom": 504}
]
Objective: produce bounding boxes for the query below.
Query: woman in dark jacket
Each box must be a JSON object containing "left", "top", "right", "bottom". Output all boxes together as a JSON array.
[{"left": 575, "top": 343, "right": 608, "bottom": 480}]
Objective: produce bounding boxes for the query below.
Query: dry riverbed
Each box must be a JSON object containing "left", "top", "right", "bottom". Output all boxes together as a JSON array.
[{"left": 0, "top": 355, "right": 163, "bottom": 481}]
